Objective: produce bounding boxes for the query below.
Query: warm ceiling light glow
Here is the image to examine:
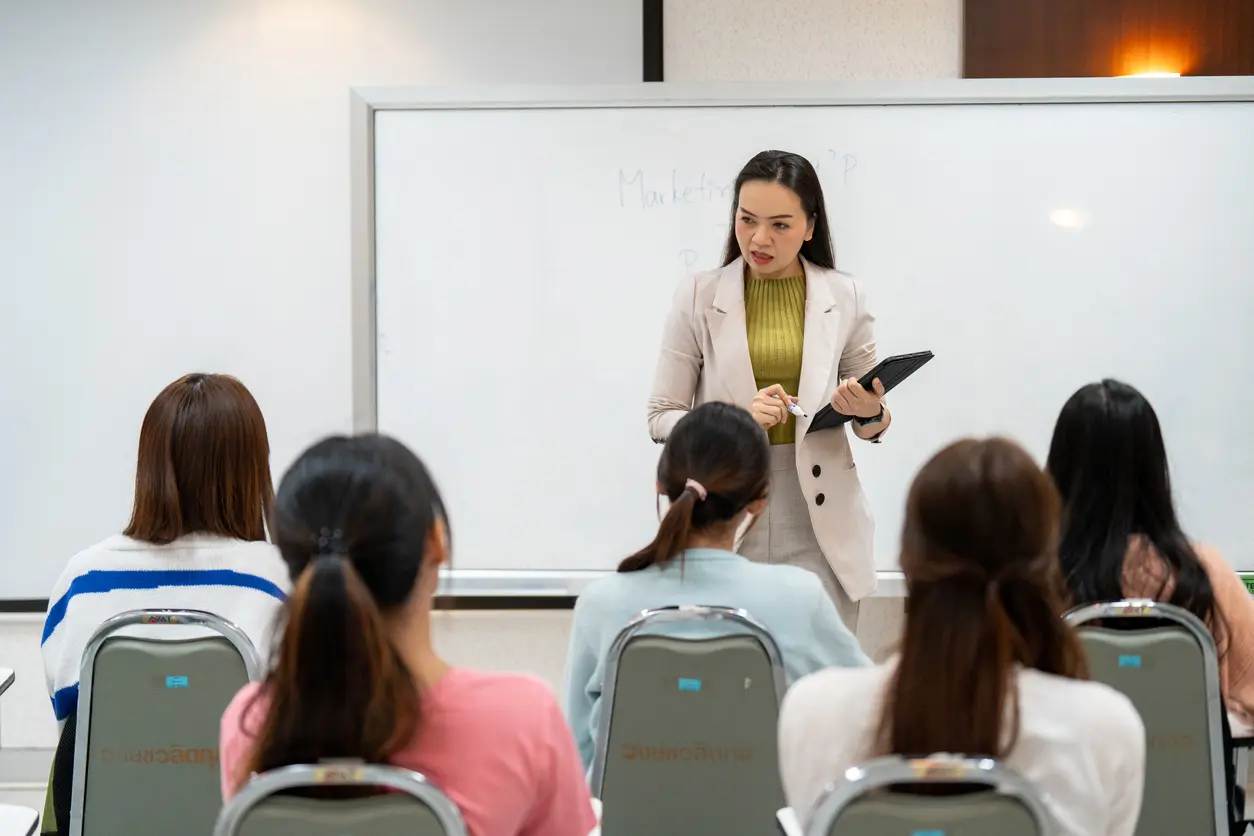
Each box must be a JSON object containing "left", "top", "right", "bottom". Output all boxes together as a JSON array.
[{"left": 1115, "top": 38, "right": 1194, "bottom": 78}]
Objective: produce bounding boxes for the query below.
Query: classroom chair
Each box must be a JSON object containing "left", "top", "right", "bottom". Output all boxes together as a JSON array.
[
  {"left": 67, "top": 609, "right": 263, "bottom": 836},
  {"left": 796, "top": 754, "right": 1054, "bottom": 836},
  {"left": 213, "top": 763, "right": 467, "bottom": 836},
  {"left": 590, "top": 604, "right": 787, "bottom": 836},
  {"left": 1066, "top": 599, "right": 1228, "bottom": 836}
]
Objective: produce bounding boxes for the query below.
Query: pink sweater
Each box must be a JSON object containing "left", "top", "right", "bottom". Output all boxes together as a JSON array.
[
  {"left": 1122, "top": 540, "right": 1254, "bottom": 721},
  {"left": 220, "top": 669, "right": 597, "bottom": 836}
]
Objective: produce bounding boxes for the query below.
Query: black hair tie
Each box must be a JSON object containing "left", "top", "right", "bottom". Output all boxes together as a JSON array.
[{"left": 312, "top": 527, "right": 346, "bottom": 557}]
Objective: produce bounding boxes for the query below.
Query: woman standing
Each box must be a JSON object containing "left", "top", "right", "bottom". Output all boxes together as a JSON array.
[{"left": 648, "top": 150, "right": 889, "bottom": 627}]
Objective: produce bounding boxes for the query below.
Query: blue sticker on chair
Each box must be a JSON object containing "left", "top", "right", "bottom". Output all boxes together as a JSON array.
[
  {"left": 677, "top": 678, "right": 702, "bottom": 692},
  {"left": 1118, "top": 655, "right": 1142, "bottom": 668},
  {"left": 165, "top": 676, "right": 189, "bottom": 689}
]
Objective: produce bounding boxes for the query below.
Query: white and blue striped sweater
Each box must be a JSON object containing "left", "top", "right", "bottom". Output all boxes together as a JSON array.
[{"left": 42, "top": 533, "right": 290, "bottom": 726}]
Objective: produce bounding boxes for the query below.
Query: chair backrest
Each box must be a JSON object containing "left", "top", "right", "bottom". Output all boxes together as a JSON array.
[
  {"left": 806, "top": 755, "right": 1054, "bottom": 836},
  {"left": 590, "top": 604, "right": 787, "bottom": 836},
  {"left": 214, "top": 763, "right": 467, "bottom": 836},
  {"left": 69, "top": 609, "right": 263, "bottom": 836},
  {"left": 1065, "top": 599, "right": 1226, "bottom": 836}
]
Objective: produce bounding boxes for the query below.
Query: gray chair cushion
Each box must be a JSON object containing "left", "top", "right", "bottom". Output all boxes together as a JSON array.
[
  {"left": 599, "top": 634, "right": 783, "bottom": 835},
  {"left": 1080, "top": 626, "right": 1216, "bottom": 836},
  {"left": 234, "top": 794, "right": 449, "bottom": 836},
  {"left": 829, "top": 789, "right": 1038, "bottom": 836},
  {"left": 80, "top": 636, "right": 249, "bottom": 836}
]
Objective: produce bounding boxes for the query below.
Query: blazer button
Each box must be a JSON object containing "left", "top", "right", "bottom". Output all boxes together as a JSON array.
[
  {"left": 812, "top": 465, "right": 821, "bottom": 478},
  {"left": 815, "top": 493, "right": 826, "bottom": 506}
]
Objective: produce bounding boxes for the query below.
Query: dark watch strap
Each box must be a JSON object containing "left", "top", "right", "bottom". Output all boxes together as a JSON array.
[{"left": 853, "top": 404, "right": 885, "bottom": 427}]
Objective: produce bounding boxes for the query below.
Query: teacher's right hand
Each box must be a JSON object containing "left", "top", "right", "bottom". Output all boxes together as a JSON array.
[{"left": 750, "top": 384, "right": 796, "bottom": 431}]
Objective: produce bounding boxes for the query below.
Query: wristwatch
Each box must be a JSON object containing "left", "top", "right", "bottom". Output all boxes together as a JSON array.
[{"left": 853, "top": 404, "right": 885, "bottom": 427}]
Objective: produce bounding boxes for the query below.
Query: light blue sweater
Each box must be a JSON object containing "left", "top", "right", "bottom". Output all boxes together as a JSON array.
[{"left": 562, "top": 548, "right": 870, "bottom": 770}]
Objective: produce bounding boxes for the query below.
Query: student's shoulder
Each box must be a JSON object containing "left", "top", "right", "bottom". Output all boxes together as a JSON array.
[
  {"left": 221, "top": 682, "right": 267, "bottom": 736},
  {"left": 782, "top": 663, "right": 890, "bottom": 719},
  {"left": 573, "top": 569, "right": 645, "bottom": 616},
  {"left": 1022, "top": 670, "right": 1144, "bottom": 740},
  {"left": 444, "top": 670, "right": 563, "bottom": 729},
  {"left": 740, "top": 558, "right": 831, "bottom": 601},
  {"left": 1193, "top": 541, "right": 1240, "bottom": 579},
  {"left": 216, "top": 538, "right": 283, "bottom": 563},
  {"left": 224, "top": 680, "right": 265, "bottom": 711},
  {"left": 1081, "top": 681, "right": 1144, "bottom": 739},
  {"left": 62, "top": 533, "right": 133, "bottom": 568},
  {"left": 52, "top": 535, "right": 135, "bottom": 590},
  {"left": 445, "top": 668, "right": 555, "bottom": 700},
  {"left": 213, "top": 540, "right": 290, "bottom": 587}
]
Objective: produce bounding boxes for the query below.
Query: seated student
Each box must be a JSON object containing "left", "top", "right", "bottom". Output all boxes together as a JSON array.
[
  {"left": 563, "top": 402, "right": 869, "bottom": 771},
  {"left": 42, "top": 372, "right": 288, "bottom": 720},
  {"left": 40, "top": 373, "right": 289, "bottom": 835},
  {"left": 220, "top": 435, "right": 597, "bottom": 836},
  {"left": 1047, "top": 379, "right": 1254, "bottom": 719},
  {"left": 778, "top": 437, "right": 1146, "bottom": 836}
]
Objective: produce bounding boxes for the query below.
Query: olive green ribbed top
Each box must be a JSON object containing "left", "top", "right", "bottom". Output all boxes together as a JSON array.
[{"left": 745, "top": 274, "right": 805, "bottom": 445}]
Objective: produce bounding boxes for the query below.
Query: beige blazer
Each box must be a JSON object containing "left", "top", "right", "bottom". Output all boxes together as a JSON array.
[{"left": 647, "top": 256, "right": 880, "bottom": 600}]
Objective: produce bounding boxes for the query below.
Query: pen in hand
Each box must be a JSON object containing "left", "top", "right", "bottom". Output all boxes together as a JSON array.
[{"left": 774, "top": 394, "right": 807, "bottom": 418}]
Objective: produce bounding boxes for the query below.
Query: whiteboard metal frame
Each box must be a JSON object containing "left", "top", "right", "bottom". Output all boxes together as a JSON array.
[{"left": 350, "top": 77, "right": 1254, "bottom": 598}]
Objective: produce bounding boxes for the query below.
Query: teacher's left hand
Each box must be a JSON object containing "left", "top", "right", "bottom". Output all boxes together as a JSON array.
[{"left": 832, "top": 377, "right": 885, "bottom": 418}]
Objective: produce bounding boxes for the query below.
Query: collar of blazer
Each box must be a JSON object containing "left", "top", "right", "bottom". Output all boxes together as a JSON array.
[{"left": 706, "top": 256, "right": 842, "bottom": 427}]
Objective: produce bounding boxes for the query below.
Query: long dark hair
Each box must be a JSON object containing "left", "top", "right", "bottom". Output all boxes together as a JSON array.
[
  {"left": 1046, "top": 379, "right": 1220, "bottom": 637},
  {"left": 124, "top": 373, "right": 272, "bottom": 544},
  {"left": 721, "top": 150, "right": 836, "bottom": 270},
  {"left": 620, "top": 403, "right": 769, "bottom": 572},
  {"left": 878, "top": 438, "right": 1086, "bottom": 758},
  {"left": 244, "top": 435, "right": 448, "bottom": 777}
]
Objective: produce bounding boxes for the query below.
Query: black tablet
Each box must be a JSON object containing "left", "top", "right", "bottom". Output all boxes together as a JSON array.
[{"left": 805, "top": 350, "right": 934, "bottom": 433}]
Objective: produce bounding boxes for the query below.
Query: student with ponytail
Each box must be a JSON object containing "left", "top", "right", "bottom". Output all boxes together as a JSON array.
[
  {"left": 563, "top": 402, "right": 868, "bottom": 770},
  {"left": 777, "top": 438, "right": 1146, "bottom": 836},
  {"left": 219, "top": 435, "right": 596, "bottom": 836}
]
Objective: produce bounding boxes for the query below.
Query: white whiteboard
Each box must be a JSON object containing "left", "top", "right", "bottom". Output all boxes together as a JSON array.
[{"left": 370, "top": 81, "right": 1254, "bottom": 575}]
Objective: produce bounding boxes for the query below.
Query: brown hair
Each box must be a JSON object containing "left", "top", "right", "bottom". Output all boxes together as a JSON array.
[
  {"left": 877, "top": 437, "right": 1087, "bottom": 758},
  {"left": 123, "top": 373, "right": 272, "bottom": 544},
  {"left": 619, "top": 403, "right": 769, "bottom": 572}
]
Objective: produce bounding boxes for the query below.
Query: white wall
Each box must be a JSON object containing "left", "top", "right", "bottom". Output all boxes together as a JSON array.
[
  {"left": 0, "top": 0, "right": 638, "bottom": 783},
  {"left": 0, "top": 0, "right": 641, "bottom": 600},
  {"left": 664, "top": 0, "right": 962, "bottom": 81},
  {"left": 0, "top": 0, "right": 934, "bottom": 782}
]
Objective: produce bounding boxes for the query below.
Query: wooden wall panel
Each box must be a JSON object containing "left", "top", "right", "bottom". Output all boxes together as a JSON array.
[{"left": 964, "top": 0, "right": 1254, "bottom": 78}]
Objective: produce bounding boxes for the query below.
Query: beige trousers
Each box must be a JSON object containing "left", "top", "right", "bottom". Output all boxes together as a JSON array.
[{"left": 737, "top": 443, "right": 861, "bottom": 631}]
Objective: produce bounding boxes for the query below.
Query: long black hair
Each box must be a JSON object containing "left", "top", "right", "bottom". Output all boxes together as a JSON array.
[
  {"left": 721, "top": 150, "right": 836, "bottom": 269},
  {"left": 1046, "top": 380, "right": 1220, "bottom": 638},
  {"left": 243, "top": 434, "right": 448, "bottom": 778},
  {"left": 620, "top": 403, "right": 770, "bottom": 572}
]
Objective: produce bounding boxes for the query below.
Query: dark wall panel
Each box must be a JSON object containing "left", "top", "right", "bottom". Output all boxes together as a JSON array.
[{"left": 964, "top": 0, "right": 1254, "bottom": 78}]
